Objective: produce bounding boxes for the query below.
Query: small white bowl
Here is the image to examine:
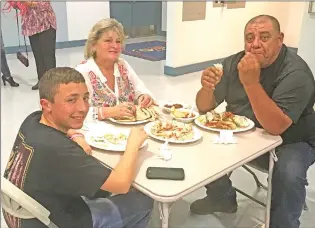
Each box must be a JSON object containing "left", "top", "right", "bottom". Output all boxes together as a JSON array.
[
  {"left": 161, "top": 102, "right": 190, "bottom": 113},
  {"left": 170, "top": 108, "right": 200, "bottom": 123}
]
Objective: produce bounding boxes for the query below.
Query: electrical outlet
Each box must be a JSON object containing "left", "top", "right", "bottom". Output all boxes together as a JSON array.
[{"left": 213, "top": 1, "right": 225, "bottom": 7}]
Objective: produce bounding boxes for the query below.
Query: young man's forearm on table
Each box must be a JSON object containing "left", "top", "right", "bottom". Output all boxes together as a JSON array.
[
  {"left": 244, "top": 83, "right": 292, "bottom": 135},
  {"left": 115, "top": 143, "right": 139, "bottom": 180},
  {"left": 101, "top": 144, "right": 139, "bottom": 194},
  {"left": 196, "top": 88, "right": 216, "bottom": 113}
]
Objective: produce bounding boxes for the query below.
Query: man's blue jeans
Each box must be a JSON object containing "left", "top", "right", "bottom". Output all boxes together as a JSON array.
[
  {"left": 83, "top": 189, "right": 153, "bottom": 228},
  {"left": 205, "top": 142, "right": 315, "bottom": 228}
]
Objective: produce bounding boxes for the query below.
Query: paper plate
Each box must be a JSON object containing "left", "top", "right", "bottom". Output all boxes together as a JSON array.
[
  {"left": 194, "top": 115, "right": 255, "bottom": 133},
  {"left": 144, "top": 121, "right": 202, "bottom": 144}
]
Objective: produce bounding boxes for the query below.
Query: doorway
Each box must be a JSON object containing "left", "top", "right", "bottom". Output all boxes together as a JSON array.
[{"left": 109, "top": 1, "right": 162, "bottom": 38}]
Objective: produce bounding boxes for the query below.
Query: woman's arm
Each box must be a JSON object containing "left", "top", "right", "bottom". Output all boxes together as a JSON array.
[
  {"left": 75, "top": 69, "right": 121, "bottom": 120},
  {"left": 97, "top": 106, "right": 118, "bottom": 120}
]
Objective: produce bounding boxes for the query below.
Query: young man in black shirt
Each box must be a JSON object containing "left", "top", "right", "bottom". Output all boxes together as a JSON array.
[
  {"left": 192, "top": 15, "right": 315, "bottom": 228},
  {"left": 3, "top": 67, "right": 153, "bottom": 228}
]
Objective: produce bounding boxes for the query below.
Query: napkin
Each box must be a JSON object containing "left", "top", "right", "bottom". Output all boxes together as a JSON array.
[
  {"left": 213, "top": 131, "right": 237, "bottom": 144},
  {"left": 158, "top": 142, "right": 172, "bottom": 161}
]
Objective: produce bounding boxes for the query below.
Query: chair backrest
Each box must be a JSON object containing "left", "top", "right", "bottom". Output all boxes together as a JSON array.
[{"left": 1, "top": 178, "right": 56, "bottom": 227}]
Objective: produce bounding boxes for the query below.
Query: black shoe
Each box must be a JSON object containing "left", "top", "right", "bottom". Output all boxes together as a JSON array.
[
  {"left": 2, "top": 76, "right": 19, "bottom": 87},
  {"left": 190, "top": 196, "right": 238, "bottom": 215},
  {"left": 32, "top": 82, "right": 39, "bottom": 90}
]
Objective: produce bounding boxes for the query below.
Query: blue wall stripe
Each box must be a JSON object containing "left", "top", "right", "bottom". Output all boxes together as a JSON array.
[{"left": 4, "top": 39, "right": 87, "bottom": 54}]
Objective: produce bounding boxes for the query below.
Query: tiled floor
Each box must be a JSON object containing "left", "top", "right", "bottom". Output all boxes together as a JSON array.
[{"left": 1, "top": 36, "right": 315, "bottom": 228}]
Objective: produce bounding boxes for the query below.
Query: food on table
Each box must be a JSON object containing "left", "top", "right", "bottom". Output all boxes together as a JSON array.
[
  {"left": 90, "top": 133, "right": 127, "bottom": 146},
  {"left": 170, "top": 107, "right": 195, "bottom": 118},
  {"left": 114, "top": 105, "right": 159, "bottom": 122},
  {"left": 150, "top": 120, "right": 194, "bottom": 141},
  {"left": 197, "top": 110, "right": 250, "bottom": 130},
  {"left": 114, "top": 115, "right": 137, "bottom": 122},
  {"left": 213, "top": 63, "right": 223, "bottom": 71},
  {"left": 164, "top": 103, "right": 183, "bottom": 109}
]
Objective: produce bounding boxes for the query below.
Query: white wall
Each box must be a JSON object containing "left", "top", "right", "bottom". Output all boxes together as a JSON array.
[
  {"left": 297, "top": 3, "right": 315, "bottom": 198},
  {"left": 297, "top": 3, "right": 315, "bottom": 76},
  {"left": 284, "top": 2, "right": 305, "bottom": 47},
  {"left": 66, "top": 2, "right": 110, "bottom": 41},
  {"left": 166, "top": 2, "right": 304, "bottom": 68}
]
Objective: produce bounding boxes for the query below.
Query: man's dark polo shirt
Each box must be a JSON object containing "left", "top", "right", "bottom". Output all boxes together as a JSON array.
[{"left": 214, "top": 44, "right": 315, "bottom": 145}]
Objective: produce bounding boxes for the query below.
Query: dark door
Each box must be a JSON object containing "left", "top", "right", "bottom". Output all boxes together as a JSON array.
[{"left": 110, "top": 1, "right": 162, "bottom": 38}]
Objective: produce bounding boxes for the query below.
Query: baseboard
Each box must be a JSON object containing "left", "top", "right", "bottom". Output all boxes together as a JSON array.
[
  {"left": 164, "top": 46, "right": 298, "bottom": 76},
  {"left": 4, "top": 33, "right": 167, "bottom": 54},
  {"left": 159, "top": 31, "right": 166, "bottom": 37},
  {"left": 4, "top": 39, "right": 87, "bottom": 54}
]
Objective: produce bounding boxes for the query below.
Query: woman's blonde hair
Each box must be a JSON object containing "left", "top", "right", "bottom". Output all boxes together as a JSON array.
[{"left": 84, "top": 18, "right": 125, "bottom": 59}]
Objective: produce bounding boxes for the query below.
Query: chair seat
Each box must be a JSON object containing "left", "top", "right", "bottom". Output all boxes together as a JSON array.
[{"left": 1, "top": 178, "right": 59, "bottom": 227}]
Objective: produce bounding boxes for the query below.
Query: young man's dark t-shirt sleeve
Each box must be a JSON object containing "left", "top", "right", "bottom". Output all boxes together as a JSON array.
[{"left": 33, "top": 138, "right": 111, "bottom": 198}]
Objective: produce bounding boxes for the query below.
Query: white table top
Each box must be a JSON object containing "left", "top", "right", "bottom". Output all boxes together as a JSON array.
[{"left": 89, "top": 121, "right": 282, "bottom": 202}]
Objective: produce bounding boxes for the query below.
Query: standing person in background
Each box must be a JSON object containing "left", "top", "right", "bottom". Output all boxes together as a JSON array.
[
  {"left": 21, "top": 1, "right": 56, "bottom": 90},
  {"left": 1, "top": 31, "right": 19, "bottom": 87}
]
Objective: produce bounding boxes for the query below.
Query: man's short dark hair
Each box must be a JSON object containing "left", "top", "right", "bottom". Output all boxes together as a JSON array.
[
  {"left": 245, "top": 15, "right": 281, "bottom": 33},
  {"left": 39, "top": 67, "right": 85, "bottom": 102}
]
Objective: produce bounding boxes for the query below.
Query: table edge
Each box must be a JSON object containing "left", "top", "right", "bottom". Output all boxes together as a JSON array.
[{"left": 132, "top": 139, "right": 283, "bottom": 202}]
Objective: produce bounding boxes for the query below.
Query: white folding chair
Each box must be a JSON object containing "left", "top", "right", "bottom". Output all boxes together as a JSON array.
[
  {"left": 230, "top": 164, "right": 308, "bottom": 210},
  {"left": 1, "top": 178, "right": 59, "bottom": 228}
]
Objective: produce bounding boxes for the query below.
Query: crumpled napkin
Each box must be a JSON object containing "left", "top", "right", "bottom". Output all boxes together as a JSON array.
[
  {"left": 158, "top": 141, "right": 172, "bottom": 160},
  {"left": 213, "top": 131, "right": 237, "bottom": 144}
]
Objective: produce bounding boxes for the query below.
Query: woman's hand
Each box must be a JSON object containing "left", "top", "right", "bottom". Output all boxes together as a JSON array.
[
  {"left": 138, "top": 94, "right": 154, "bottom": 108},
  {"left": 100, "top": 102, "right": 136, "bottom": 119},
  {"left": 115, "top": 102, "right": 136, "bottom": 117}
]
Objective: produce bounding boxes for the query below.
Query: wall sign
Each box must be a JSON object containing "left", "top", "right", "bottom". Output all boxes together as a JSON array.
[
  {"left": 226, "top": 1, "right": 246, "bottom": 9},
  {"left": 182, "top": 2, "right": 207, "bottom": 21}
]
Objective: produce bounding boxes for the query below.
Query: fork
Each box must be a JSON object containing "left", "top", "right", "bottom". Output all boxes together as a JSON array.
[{"left": 188, "top": 106, "right": 194, "bottom": 118}]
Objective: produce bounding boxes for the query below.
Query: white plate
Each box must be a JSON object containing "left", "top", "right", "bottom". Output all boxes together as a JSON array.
[
  {"left": 144, "top": 122, "right": 202, "bottom": 144},
  {"left": 86, "top": 128, "right": 148, "bottom": 151},
  {"left": 160, "top": 101, "right": 190, "bottom": 113},
  {"left": 194, "top": 115, "right": 255, "bottom": 133},
  {"left": 108, "top": 118, "right": 150, "bottom": 125}
]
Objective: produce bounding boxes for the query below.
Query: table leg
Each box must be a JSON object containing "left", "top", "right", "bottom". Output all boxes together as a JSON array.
[
  {"left": 159, "top": 202, "right": 170, "bottom": 228},
  {"left": 265, "top": 149, "right": 276, "bottom": 228}
]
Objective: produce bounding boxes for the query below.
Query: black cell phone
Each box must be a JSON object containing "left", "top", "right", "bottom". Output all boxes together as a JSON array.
[{"left": 146, "top": 167, "right": 185, "bottom": 181}]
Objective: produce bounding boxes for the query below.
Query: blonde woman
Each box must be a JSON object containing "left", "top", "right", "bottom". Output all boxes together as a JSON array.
[{"left": 76, "top": 18, "right": 155, "bottom": 120}]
